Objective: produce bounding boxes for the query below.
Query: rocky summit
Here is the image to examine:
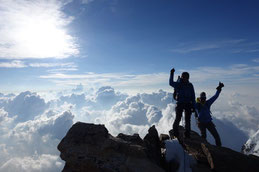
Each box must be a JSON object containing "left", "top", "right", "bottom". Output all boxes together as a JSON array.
[{"left": 58, "top": 122, "right": 259, "bottom": 172}]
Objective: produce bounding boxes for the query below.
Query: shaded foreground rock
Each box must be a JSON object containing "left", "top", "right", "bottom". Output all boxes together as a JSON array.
[
  {"left": 58, "top": 122, "right": 164, "bottom": 172},
  {"left": 58, "top": 123, "right": 259, "bottom": 172},
  {"left": 171, "top": 126, "right": 259, "bottom": 172}
]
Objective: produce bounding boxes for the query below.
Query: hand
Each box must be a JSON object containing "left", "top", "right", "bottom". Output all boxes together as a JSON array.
[
  {"left": 216, "top": 82, "right": 224, "bottom": 90},
  {"left": 171, "top": 68, "right": 175, "bottom": 73},
  {"left": 219, "top": 82, "right": 224, "bottom": 88}
]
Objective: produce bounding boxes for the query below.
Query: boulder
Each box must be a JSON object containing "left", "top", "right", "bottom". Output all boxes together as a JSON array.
[
  {"left": 117, "top": 133, "right": 144, "bottom": 146},
  {"left": 174, "top": 126, "right": 259, "bottom": 172},
  {"left": 58, "top": 122, "right": 164, "bottom": 172},
  {"left": 144, "top": 125, "right": 162, "bottom": 166}
]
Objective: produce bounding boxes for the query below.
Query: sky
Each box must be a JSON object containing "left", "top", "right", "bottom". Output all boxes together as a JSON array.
[
  {"left": 0, "top": 0, "right": 259, "bottom": 94},
  {"left": 0, "top": 0, "right": 259, "bottom": 171}
]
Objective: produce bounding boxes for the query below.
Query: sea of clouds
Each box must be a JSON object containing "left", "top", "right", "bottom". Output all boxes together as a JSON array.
[{"left": 0, "top": 85, "right": 258, "bottom": 171}]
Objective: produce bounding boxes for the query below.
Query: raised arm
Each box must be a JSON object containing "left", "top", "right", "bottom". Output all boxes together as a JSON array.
[
  {"left": 207, "top": 82, "right": 224, "bottom": 106},
  {"left": 169, "top": 68, "right": 176, "bottom": 87}
]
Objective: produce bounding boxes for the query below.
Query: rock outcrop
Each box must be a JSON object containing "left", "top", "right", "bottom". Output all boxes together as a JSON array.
[
  {"left": 58, "top": 122, "right": 259, "bottom": 172},
  {"left": 57, "top": 122, "right": 164, "bottom": 172}
]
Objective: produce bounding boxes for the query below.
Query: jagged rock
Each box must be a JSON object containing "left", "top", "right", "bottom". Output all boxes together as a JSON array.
[
  {"left": 58, "top": 123, "right": 259, "bottom": 172},
  {"left": 175, "top": 126, "right": 259, "bottom": 172},
  {"left": 143, "top": 125, "right": 162, "bottom": 166},
  {"left": 200, "top": 143, "right": 259, "bottom": 172},
  {"left": 117, "top": 133, "right": 144, "bottom": 146},
  {"left": 58, "top": 122, "right": 164, "bottom": 172},
  {"left": 173, "top": 126, "right": 209, "bottom": 164}
]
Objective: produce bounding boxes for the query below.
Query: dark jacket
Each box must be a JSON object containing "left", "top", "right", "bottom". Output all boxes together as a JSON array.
[
  {"left": 196, "top": 90, "right": 221, "bottom": 123},
  {"left": 169, "top": 72, "right": 196, "bottom": 107}
]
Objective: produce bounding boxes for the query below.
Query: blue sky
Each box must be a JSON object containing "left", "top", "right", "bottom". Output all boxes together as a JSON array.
[{"left": 0, "top": 0, "right": 259, "bottom": 93}]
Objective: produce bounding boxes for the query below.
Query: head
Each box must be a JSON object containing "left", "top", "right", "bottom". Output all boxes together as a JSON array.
[
  {"left": 181, "top": 72, "right": 190, "bottom": 83},
  {"left": 200, "top": 92, "right": 206, "bottom": 103}
]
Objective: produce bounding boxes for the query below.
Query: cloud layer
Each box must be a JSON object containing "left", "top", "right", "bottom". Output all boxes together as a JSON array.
[{"left": 0, "top": 85, "right": 257, "bottom": 171}]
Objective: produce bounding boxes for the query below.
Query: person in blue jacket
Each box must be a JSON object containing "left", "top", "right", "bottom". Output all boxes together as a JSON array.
[
  {"left": 169, "top": 68, "right": 196, "bottom": 138},
  {"left": 196, "top": 82, "right": 224, "bottom": 146}
]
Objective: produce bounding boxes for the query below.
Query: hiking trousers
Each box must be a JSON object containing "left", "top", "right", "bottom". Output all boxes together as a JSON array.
[
  {"left": 173, "top": 102, "right": 192, "bottom": 137},
  {"left": 198, "top": 121, "right": 222, "bottom": 146}
]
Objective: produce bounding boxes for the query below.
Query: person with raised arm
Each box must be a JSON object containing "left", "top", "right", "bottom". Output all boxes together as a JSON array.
[
  {"left": 169, "top": 68, "right": 196, "bottom": 138},
  {"left": 196, "top": 82, "right": 224, "bottom": 146}
]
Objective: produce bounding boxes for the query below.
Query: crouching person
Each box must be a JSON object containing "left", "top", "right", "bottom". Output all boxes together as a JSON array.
[{"left": 196, "top": 82, "right": 224, "bottom": 146}]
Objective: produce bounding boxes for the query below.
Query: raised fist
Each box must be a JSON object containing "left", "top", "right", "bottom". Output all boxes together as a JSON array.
[
  {"left": 216, "top": 82, "right": 224, "bottom": 90},
  {"left": 171, "top": 68, "right": 175, "bottom": 73}
]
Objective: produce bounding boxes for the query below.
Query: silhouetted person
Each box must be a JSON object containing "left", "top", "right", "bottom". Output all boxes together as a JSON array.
[
  {"left": 196, "top": 82, "right": 224, "bottom": 146},
  {"left": 169, "top": 68, "right": 196, "bottom": 138}
]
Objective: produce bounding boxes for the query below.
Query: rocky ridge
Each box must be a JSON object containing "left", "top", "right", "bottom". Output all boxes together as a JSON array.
[{"left": 58, "top": 122, "right": 259, "bottom": 172}]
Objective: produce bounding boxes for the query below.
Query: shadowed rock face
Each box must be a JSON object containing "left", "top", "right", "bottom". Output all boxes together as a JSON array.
[
  {"left": 171, "top": 126, "right": 259, "bottom": 172},
  {"left": 58, "top": 123, "right": 259, "bottom": 172},
  {"left": 57, "top": 122, "right": 164, "bottom": 172}
]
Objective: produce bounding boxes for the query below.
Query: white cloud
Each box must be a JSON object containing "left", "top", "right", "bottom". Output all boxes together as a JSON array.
[
  {"left": 0, "top": 154, "right": 63, "bottom": 172},
  {"left": 38, "top": 62, "right": 259, "bottom": 97},
  {"left": 0, "top": 0, "right": 78, "bottom": 59},
  {"left": 47, "top": 67, "right": 78, "bottom": 72},
  {"left": 140, "top": 89, "right": 173, "bottom": 109},
  {"left": 253, "top": 58, "right": 259, "bottom": 63},
  {"left": 39, "top": 72, "right": 169, "bottom": 94},
  {"left": 170, "top": 39, "right": 259, "bottom": 54},
  {"left": 0, "top": 86, "right": 257, "bottom": 171},
  {"left": 171, "top": 44, "right": 219, "bottom": 53},
  {"left": 0, "top": 108, "right": 14, "bottom": 124},
  {"left": 187, "top": 64, "right": 259, "bottom": 83},
  {"left": 170, "top": 39, "right": 245, "bottom": 53},
  {"left": 94, "top": 86, "right": 127, "bottom": 109},
  {"left": 0, "top": 109, "right": 15, "bottom": 135},
  {"left": 11, "top": 110, "right": 74, "bottom": 141},
  {"left": 29, "top": 62, "right": 77, "bottom": 68},
  {"left": 146, "top": 105, "right": 163, "bottom": 124},
  {"left": 103, "top": 93, "right": 167, "bottom": 137},
  {"left": 0, "top": 60, "right": 78, "bottom": 71},
  {"left": 72, "top": 83, "right": 84, "bottom": 92},
  {"left": 0, "top": 108, "right": 74, "bottom": 171},
  {"left": 0, "top": 60, "right": 27, "bottom": 68},
  {"left": 58, "top": 93, "right": 87, "bottom": 108},
  {"left": 81, "top": 0, "right": 95, "bottom": 4},
  {"left": 4, "top": 91, "right": 49, "bottom": 122},
  {"left": 212, "top": 96, "right": 259, "bottom": 136}
]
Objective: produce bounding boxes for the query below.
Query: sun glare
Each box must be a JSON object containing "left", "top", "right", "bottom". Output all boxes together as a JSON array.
[
  {"left": 15, "top": 19, "right": 75, "bottom": 58},
  {"left": 0, "top": 0, "right": 79, "bottom": 59}
]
